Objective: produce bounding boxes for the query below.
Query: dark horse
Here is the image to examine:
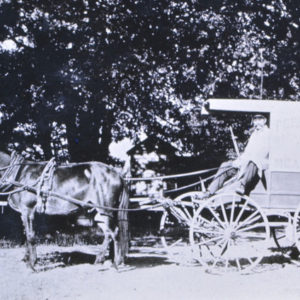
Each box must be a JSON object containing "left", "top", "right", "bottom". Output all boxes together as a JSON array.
[{"left": 0, "top": 151, "right": 129, "bottom": 270}]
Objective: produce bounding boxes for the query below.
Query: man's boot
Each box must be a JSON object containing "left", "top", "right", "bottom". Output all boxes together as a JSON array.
[
  {"left": 235, "top": 182, "right": 245, "bottom": 195},
  {"left": 196, "top": 191, "right": 211, "bottom": 200}
]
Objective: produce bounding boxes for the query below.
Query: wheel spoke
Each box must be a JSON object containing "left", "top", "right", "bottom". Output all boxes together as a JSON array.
[
  {"left": 182, "top": 206, "right": 192, "bottom": 221},
  {"left": 220, "top": 201, "right": 229, "bottom": 226},
  {"left": 194, "top": 215, "right": 224, "bottom": 234},
  {"left": 211, "top": 256, "right": 219, "bottom": 269},
  {"left": 276, "top": 234, "right": 286, "bottom": 241},
  {"left": 219, "top": 239, "right": 229, "bottom": 256},
  {"left": 230, "top": 195, "right": 236, "bottom": 224},
  {"left": 246, "top": 257, "right": 255, "bottom": 266},
  {"left": 208, "top": 240, "right": 228, "bottom": 270},
  {"left": 193, "top": 227, "right": 223, "bottom": 236},
  {"left": 237, "top": 222, "right": 266, "bottom": 233},
  {"left": 171, "top": 207, "right": 190, "bottom": 224},
  {"left": 195, "top": 235, "right": 223, "bottom": 247},
  {"left": 234, "top": 199, "right": 249, "bottom": 224},
  {"left": 224, "top": 258, "right": 229, "bottom": 272},
  {"left": 207, "top": 206, "right": 226, "bottom": 229},
  {"left": 235, "top": 258, "right": 241, "bottom": 272},
  {"left": 169, "top": 238, "right": 183, "bottom": 248},
  {"left": 196, "top": 215, "right": 217, "bottom": 226},
  {"left": 238, "top": 215, "right": 263, "bottom": 231},
  {"left": 236, "top": 210, "right": 260, "bottom": 230},
  {"left": 215, "top": 237, "right": 226, "bottom": 248}
]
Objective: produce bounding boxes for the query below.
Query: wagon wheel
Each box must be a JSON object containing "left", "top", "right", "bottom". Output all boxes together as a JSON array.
[
  {"left": 292, "top": 203, "right": 300, "bottom": 253},
  {"left": 272, "top": 227, "right": 288, "bottom": 250},
  {"left": 159, "top": 192, "right": 204, "bottom": 261},
  {"left": 269, "top": 214, "right": 294, "bottom": 252},
  {"left": 189, "top": 193, "right": 270, "bottom": 274}
]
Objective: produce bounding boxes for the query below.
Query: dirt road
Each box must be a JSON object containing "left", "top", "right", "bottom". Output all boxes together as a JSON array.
[{"left": 1, "top": 241, "right": 300, "bottom": 300}]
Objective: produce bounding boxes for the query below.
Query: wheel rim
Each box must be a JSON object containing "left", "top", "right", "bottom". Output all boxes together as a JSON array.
[
  {"left": 271, "top": 219, "right": 294, "bottom": 251},
  {"left": 190, "top": 194, "right": 270, "bottom": 274},
  {"left": 272, "top": 227, "right": 287, "bottom": 249},
  {"left": 293, "top": 204, "right": 300, "bottom": 252}
]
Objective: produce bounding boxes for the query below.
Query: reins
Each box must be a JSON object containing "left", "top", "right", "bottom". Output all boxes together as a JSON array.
[
  {"left": 163, "top": 173, "right": 216, "bottom": 194},
  {"left": 124, "top": 167, "right": 218, "bottom": 181},
  {"left": 0, "top": 153, "right": 227, "bottom": 213},
  {"left": 0, "top": 156, "right": 165, "bottom": 212},
  {"left": 3, "top": 179, "right": 164, "bottom": 212}
]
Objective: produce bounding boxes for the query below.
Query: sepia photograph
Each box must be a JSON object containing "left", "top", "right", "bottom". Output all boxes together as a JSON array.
[{"left": 0, "top": 0, "right": 299, "bottom": 299}]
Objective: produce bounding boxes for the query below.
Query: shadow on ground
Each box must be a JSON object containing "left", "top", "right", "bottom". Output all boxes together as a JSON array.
[
  {"left": 29, "top": 236, "right": 300, "bottom": 273},
  {"left": 35, "top": 250, "right": 171, "bottom": 272},
  {"left": 34, "top": 236, "right": 171, "bottom": 272},
  {"left": 36, "top": 251, "right": 97, "bottom": 271}
]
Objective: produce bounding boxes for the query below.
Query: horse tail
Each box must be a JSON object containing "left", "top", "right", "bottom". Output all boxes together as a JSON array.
[
  {"left": 117, "top": 179, "right": 129, "bottom": 262},
  {"left": 121, "top": 156, "right": 131, "bottom": 177}
]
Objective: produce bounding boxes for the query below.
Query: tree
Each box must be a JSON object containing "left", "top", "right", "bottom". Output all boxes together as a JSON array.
[{"left": 0, "top": 0, "right": 299, "bottom": 162}]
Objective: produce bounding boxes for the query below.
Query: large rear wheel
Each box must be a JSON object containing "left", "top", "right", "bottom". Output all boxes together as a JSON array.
[{"left": 189, "top": 194, "right": 270, "bottom": 274}]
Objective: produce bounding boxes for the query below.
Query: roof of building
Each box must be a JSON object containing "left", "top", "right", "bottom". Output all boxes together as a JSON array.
[{"left": 127, "top": 136, "right": 178, "bottom": 156}]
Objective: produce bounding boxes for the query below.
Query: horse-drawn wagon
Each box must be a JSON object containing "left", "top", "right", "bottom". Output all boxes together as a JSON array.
[
  {"left": 127, "top": 98, "right": 300, "bottom": 274},
  {"left": 1, "top": 98, "right": 300, "bottom": 274}
]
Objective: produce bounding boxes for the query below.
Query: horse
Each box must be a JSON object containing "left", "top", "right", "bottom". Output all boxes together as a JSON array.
[{"left": 0, "top": 151, "right": 129, "bottom": 271}]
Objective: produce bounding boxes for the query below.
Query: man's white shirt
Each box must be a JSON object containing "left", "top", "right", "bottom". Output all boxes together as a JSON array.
[{"left": 239, "top": 125, "right": 270, "bottom": 177}]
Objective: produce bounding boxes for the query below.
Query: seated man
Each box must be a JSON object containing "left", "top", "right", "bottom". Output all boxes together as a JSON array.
[{"left": 202, "top": 114, "right": 270, "bottom": 197}]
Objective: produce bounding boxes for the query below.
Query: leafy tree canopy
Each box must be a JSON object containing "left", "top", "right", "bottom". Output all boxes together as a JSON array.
[{"left": 0, "top": 0, "right": 299, "bottom": 163}]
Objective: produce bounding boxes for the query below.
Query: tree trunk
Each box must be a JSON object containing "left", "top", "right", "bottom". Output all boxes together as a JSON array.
[
  {"left": 36, "top": 119, "right": 53, "bottom": 160},
  {"left": 97, "top": 121, "right": 112, "bottom": 163},
  {"left": 65, "top": 117, "right": 82, "bottom": 162}
]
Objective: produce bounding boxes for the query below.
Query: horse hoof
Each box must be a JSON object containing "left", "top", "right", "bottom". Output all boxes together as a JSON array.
[
  {"left": 26, "top": 262, "right": 36, "bottom": 272},
  {"left": 115, "top": 264, "right": 135, "bottom": 273},
  {"left": 94, "top": 256, "right": 105, "bottom": 264},
  {"left": 96, "top": 260, "right": 113, "bottom": 272}
]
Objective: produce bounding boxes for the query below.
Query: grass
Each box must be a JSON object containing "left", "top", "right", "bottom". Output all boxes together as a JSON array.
[{"left": 0, "top": 227, "right": 105, "bottom": 249}]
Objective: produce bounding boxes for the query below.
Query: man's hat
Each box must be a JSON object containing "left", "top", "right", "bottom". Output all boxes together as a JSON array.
[{"left": 252, "top": 114, "right": 266, "bottom": 120}]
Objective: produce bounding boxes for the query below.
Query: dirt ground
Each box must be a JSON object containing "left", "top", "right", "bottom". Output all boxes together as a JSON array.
[{"left": 1, "top": 239, "right": 300, "bottom": 300}]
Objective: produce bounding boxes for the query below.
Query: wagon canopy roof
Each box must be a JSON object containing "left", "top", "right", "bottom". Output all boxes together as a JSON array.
[
  {"left": 203, "top": 98, "right": 300, "bottom": 173},
  {"left": 202, "top": 98, "right": 300, "bottom": 115}
]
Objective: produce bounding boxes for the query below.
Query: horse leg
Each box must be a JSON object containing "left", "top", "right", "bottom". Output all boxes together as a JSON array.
[
  {"left": 22, "top": 239, "right": 29, "bottom": 262},
  {"left": 21, "top": 210, "right": 37, "bottom": 270},
  {"left": 111, "top": 227, "right": 124, "bottom": 267},
  {"left": 94, "top": 219, "right": 112, "bottom": 264},
  {"left": 97, "top": 220, "right": 124, "bottom": 268},
  {"left": 94, "top": 217, "right": 125, "bottom": 267},
  {"left": 98, "top": 225, "right": 123, "bottom": 269}
]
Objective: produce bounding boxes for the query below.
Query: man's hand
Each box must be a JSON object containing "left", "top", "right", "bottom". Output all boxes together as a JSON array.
[{"left": 232, "top": 158, "right": 241, "bottom": 169}]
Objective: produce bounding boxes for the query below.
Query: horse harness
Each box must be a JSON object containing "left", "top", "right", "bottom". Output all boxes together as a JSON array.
[
  {"left": 0, "top": 153, "right": 169, "bottom": 213},
  {"left": 36, "top": 158, "right": 56, "bottom": 213},
  {"left": 0, "top": 152, "right": 24, "bottom": 192},
  {"left": 0, "top": 152, "right": 57, "bottom": 213}
]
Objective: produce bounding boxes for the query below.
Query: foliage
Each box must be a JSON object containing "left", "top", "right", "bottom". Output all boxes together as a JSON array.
[{"left": 0, "top": 0, "right": 299, "bottom": 162}]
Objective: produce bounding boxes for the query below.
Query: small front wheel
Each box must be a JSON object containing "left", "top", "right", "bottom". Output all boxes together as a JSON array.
[{"left": 159, "top": 192, "right": 204, "bottom": 261}]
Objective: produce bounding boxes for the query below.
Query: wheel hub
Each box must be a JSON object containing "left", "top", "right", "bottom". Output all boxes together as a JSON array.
[{"left": 224, "top": 227, "right": 237, "bottom": 241}]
